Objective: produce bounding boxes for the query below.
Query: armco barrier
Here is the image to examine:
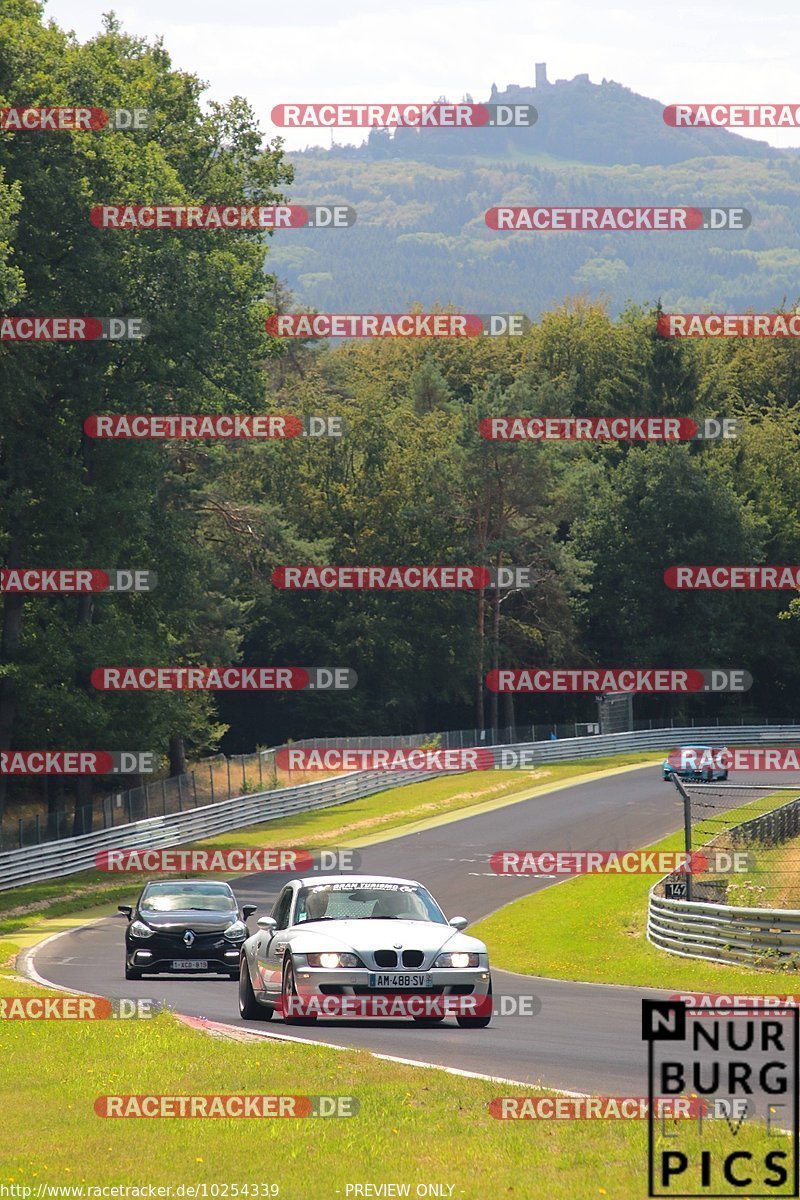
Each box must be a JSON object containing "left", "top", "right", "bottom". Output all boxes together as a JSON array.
[
  {"left": 648, "top": 792, "right": 800, "bottom": 968},
  {"left": 648, "top": 891, "right": 800, "bottom": 968},
  {"left": 0, "top": 768, "right": 439, "bottom": 892},
  {"left": 3, "top": 723, "right": 800, "bottom": 892}
]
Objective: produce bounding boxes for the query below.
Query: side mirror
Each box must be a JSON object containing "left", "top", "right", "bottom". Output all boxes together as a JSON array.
[
  {"left": 118, "top": 905, "right": 133, "bottom": 920},
  {"left": 448, "top": 916, "right": 468, "bottom": 930},
  {"left": 257, "top": 916, "right": 277, "bottom": 932},
  {"left": 242, "top": 904, "right": 257, "bottom": 920}
]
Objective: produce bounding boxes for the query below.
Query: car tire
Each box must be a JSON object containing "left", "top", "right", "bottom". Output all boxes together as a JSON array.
[
  {"left": 281, "top": 957, "right": 317, "bottom": 1025},
  {"left": 721, "top": 771, "right": 729, "bottom": 781},
  {"left": 703, "top": 769, "right": 712, "bottom": 783},
  {"left": 239, "top": 955, "right": 273, "bottom": 1021},
  {"left": 125, "top": 965, "right": 143, "bottom": 980},
  {"left": 456, "top": 979, "right": 493, "bottom": 1029}
]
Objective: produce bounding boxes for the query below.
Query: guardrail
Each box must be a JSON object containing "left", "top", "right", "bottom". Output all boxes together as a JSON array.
[
  {"left": 648, "top": 792, "right": 800, "bottom": 968},
  {"left": 648, "top": 891, "right": 800, "bottom": 968},
  {"left": 488, "top": 723, "right": 800, "bottom": 765},
  {"left": 0, "top": 767, "right": 439, "bottom": 892},
  {"left": 4, "top": 723, "right": 800, "bottom": 893}
]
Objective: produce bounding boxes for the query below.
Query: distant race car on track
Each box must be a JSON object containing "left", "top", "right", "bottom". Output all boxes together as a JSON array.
[
  {"left": 119, "top": 879, "right": 257, "bottom": 980},
  {"left": 238, "top": 873, "right": 492, "bottom": 1028},
  {"left": 662, "top": 745, "right": 729, "bottom": 783}
]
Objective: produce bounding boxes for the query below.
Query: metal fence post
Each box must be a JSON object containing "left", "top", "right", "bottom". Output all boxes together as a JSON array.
[
  {"left": 162, "top": 779, "right": 167, "bottom": 815},
  {"left": 227, "top": 758, "right": 231, "bottom": 799},
  {"left": 209, "top": 763, "right": 214, "bottom": 804},
  {"left": 675, "top": 776, "right": 693, "bottom": 902}
]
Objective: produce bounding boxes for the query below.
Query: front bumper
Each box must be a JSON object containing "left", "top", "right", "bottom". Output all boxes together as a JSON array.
[
  {"left": 126, "top": 934, "right": 244, "bottom": 975},
  {"left": 291, "top": 966, "right": 491, "bottom": 997}
]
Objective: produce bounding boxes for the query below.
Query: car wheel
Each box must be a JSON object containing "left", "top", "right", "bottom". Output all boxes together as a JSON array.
[
  {"left": 125, "top": 964, "right": 142, "bottom": 980},
  {"left": 721, "top": 771, "right": 729, "bottom": 781},
  {"left": 239, "top": 955, "right": 273, "bottom": 1021},
  {"left": 703, "top": 769, "right": 712, "bottom": 783},
  {"left": 456, "top": 979, "right": 493, "bottom": 1029},
  {"left": 281, "top": 957, "right": 316, "bottom": 1025}
]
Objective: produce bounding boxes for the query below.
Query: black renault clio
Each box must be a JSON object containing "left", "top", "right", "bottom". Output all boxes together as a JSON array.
[{"left": 119, "top": 880, "right": 257, "bottom": 980}]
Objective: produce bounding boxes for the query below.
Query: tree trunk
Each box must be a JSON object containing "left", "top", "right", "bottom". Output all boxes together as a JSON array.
[
  {"left": 47, "top": 775, "right": 65, "bottom": 839},
  {"left": 489, "top": 550, "right": 502, "bottom": 733},
  {"left": 0, "top": 589, "right": 24, "bottom": 821},
  {"left": 169, "top": 734, "right": 187, "bottom": 777},
  {"left": 475, "top": 589, "right": 485, "bottom": 731}
]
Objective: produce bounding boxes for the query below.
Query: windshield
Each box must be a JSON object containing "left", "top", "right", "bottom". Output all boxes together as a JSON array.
[
  {"left": 294, "top": 882, "right": 447, "bottom": 925},
  {"left": 140, "top": 884, "right": 237, "bottom": 913}
]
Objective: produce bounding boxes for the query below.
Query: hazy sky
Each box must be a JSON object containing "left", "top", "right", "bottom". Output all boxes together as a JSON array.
[{"left": 41, "top": 0, "right": 800, "bottom": 152}]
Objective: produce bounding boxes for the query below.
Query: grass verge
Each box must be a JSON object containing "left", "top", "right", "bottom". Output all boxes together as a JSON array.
[{"left": 0, "top": 964, "right": 779, "bottom": 1198}]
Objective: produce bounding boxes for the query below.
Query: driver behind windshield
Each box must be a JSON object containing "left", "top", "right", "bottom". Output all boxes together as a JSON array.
[{"left": 299, "top": 889, "right": 329, "bottom": 922}]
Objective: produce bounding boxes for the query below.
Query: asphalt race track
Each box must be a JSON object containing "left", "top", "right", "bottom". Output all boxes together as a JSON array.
[{"left": 26, "top": 765, "right": 797, "bottom": 1096}]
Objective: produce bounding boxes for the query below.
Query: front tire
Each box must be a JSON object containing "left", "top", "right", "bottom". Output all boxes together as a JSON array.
[
  {"left": 456, "top": 979, "right": 493, "bottom": 1029},
  {"left": 125, "top": 964, "right": 142, "bottom": 981},
  {"left": 239, "top": 955, "right": 273, "bottom": 1021},
  {"left": 281, "top": 957, "right": 316, "bottom": 1025}
]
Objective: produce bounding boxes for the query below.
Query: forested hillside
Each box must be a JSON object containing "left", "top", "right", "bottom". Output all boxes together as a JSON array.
[{"left": 273, "top": 72, "right": 800, "bottom": 315}]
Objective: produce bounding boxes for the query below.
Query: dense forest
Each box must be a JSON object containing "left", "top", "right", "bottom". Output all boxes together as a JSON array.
[{"left": 3, "top": 1, "right": 800, "bottom": 831}]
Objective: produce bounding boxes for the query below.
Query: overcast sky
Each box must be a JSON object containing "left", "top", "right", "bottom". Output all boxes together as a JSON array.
[{"left": 41, "top": 0, "right": 800, "bottom": 152}]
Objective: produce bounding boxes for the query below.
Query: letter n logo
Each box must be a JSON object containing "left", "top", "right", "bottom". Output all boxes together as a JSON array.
[{"left": 642, "top": 999, "right": 686, "bottom": 1042}]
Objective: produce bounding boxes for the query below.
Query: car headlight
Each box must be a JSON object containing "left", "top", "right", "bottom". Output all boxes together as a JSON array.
[
  {"left": 129, "top": 920, "right": 153, "bottom": 939},
  {"left": 223, "top": 921, "right": 249, "bottom": 941},
  {"left": 435, "top": 952, "right": 480, "bottom": 968},
  {"left": 306, "top": 952, "right": 360, "bottom": 969}
]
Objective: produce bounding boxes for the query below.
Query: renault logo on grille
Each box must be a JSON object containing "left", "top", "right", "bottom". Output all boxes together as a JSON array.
[{"left": 183, "top": 930, "right": 195, "bottom": 947}]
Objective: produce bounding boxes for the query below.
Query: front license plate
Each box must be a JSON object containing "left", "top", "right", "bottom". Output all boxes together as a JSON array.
[
  {"left": 368, "top": 973, "right": 432, "bottom": 988},
  {"left": 172, "top": 959, "right": 208, "bottom": 970}
]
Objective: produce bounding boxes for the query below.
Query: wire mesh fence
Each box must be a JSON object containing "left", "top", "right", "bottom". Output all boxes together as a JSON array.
[
  {"left": 0, "top": 748, "right": 333, "bottom": 851},
  {"left": 658, "top": 781, "right": 800, "bottom": 908}
]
